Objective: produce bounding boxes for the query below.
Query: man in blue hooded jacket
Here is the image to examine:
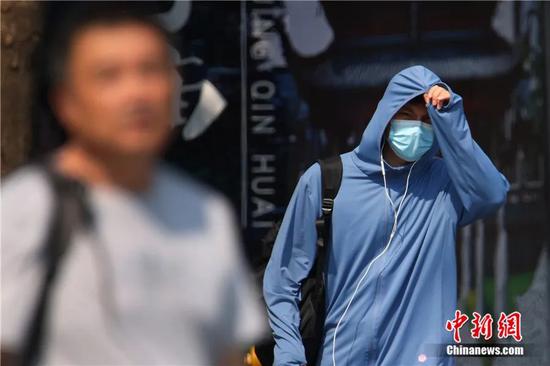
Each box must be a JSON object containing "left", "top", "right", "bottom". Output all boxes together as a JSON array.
[{"left": 263, "top": 65, "right": 510, "bottom": 366}]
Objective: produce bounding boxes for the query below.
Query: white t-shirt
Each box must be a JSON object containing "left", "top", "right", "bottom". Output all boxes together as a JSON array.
[{"left": 1, "top": 163, "right": 268, "bottom": 366}]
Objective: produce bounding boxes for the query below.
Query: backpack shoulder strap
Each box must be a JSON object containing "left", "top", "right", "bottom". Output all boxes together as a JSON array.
[
  {"left": 318, "top": 156, "right": 343, "bottom": 218},
  {"left": 20, "top": 160, "right": 93, "bottom": 366},
  {"left": 314, "top": 156, "right": 343, "bottom": 282}
]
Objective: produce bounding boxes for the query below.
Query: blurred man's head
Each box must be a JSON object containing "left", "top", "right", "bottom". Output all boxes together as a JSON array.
[{"left": 48, "top": 8, "right": 175, "bottom": 160}]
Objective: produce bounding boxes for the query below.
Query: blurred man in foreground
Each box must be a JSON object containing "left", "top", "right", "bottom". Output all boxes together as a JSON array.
[{"left": 1, "top": 6, "right": 266, "bottom": 366}]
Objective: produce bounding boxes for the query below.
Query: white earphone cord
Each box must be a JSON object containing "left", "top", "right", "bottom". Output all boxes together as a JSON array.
[{"left": 331, "top": 154, "right": 417, "bottom": 366}]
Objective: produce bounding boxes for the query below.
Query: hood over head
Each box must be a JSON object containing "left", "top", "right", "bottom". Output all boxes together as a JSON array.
[{"left": 352, "top": 65, "right": 446, "bottom": 174}]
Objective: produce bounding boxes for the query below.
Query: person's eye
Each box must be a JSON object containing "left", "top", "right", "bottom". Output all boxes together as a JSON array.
[
  {"left": 399, "top": 111, "right": 414, "bottom": 119},
  {"left": 141, "top": 61, "right": 169, "bottom": 76}
]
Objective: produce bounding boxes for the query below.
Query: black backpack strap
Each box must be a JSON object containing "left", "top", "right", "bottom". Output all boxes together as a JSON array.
[
  {"left": 20, "top": 160, "right": 93, "bottom": 366},
  {"left": 314, "top": 156, "right": 343, "bottom": 282},
  {"left": 319, "top": 156, "right": 343, "bottom": 219}
]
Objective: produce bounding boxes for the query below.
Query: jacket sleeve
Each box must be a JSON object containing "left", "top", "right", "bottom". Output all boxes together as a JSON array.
[
  {"left": 428, "top": 81, "right": 510, "bottom": 226},
  {"left": 262, "top": 163, "right": 322, "bottom": 366}
]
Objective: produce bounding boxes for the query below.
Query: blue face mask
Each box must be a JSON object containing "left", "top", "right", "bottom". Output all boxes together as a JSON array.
[{"left": 387, "top": 119, "right": 434, "bottom": 162}]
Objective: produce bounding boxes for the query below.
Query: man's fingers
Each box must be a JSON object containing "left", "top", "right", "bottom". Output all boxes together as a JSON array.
[
  {"left": 424, "top": 85, "right": 451, "bottom": 110},
  {"left": 427, "top": 87, "right": 435, "bottom": 102},
  {"left": 432, "top": 88, "right": 443, "bottom": 108},
  {"left": 426, "top": 86, "right": 440, "bottom": 106}
]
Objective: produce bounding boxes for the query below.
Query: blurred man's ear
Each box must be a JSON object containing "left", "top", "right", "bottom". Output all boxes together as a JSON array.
[{"left": 49, "top": 85, "right": 78, "bottom": 134}]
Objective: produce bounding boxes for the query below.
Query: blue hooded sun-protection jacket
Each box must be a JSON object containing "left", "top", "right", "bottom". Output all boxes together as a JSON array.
[{"left": 263, "top": 65, "right": 510, "bottom": 366}]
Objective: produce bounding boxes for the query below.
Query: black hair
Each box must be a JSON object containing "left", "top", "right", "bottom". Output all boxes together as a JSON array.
[
  {"left": 408, "top": 94, "right": 426, "bottom": 106},
  {"left": 30, "top": 1, "right": 171, "bottom": 157}
]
